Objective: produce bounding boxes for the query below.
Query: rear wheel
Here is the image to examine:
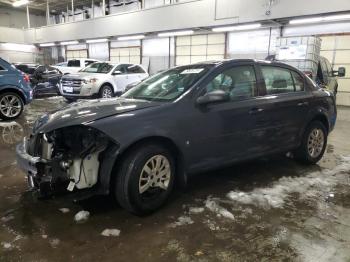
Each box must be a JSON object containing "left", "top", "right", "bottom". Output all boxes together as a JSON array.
[
  {"left": 295, "top": 121, "right": 327, "bottom": 164},
  {"left": 0, "top": 92, "right": 24, "bottom": 120},
  {"left": 99, "top": 85, "right": 114, "bottom": 98},
  {"left": 115, "top": 144, "right": 175, "bottom": 215}
]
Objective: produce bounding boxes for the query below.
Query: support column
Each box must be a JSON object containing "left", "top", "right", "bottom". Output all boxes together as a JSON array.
[
  {"left": 26, "top": 5, "right": 30, "bottom": 28},
  {"left": 46, "top": 0, "right": 50, "bottom": 25},
  {"left": 72, "top": 0, "right": 75, "bottom": 21},
  {"left": 102, "top": 0, "right": 106, "bottom": 16},
  {"left": 91, "top": 0, "right": 94, "bottom": 19}
]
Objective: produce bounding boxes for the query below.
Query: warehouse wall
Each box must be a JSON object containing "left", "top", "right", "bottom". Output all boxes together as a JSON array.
[
  {"left": 0, "top": 7, "right": 45, "bottom": 29},
  {"left": 0, "top": 43, "right": 41, "bottom": 63},
  {"left": 20, "top": 0, "right": 350, "bottom": 44}
]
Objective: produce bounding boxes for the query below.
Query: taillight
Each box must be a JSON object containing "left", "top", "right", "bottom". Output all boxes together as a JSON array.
[{"left": 23, "top": 74, "right": 30, "bottom": 83}]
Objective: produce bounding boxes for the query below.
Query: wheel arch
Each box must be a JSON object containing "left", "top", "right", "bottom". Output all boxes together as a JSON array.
[
  {"left": 106, "top": 136, "right": 186, "bottom": 194},
  {"left": 99, "top": 82, "right": 114, "bottom": 95},
  {"left": 309, "top": 113, "right": 330, "bottom": 134},
  {"left": 0, "top": 86, "right": 26, "bottom": 103}
]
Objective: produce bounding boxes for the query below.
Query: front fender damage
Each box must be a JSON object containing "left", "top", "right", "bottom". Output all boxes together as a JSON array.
[{"left": 17, "top": 125, "right": 120, "bottom": 198}]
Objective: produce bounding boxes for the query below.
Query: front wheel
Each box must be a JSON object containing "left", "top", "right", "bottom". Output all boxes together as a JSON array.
[
  {"left": 99, "top": 85, "right": 114, "bottom": 98},
  {"left": 295, "top": 121, "right": 327, "bottom": 164},
  {"left": 115, "top": 144, "right": 175, "bottom": 215},
  {"left": 0, "top": 92, "right": 24, "bottom": 120}
]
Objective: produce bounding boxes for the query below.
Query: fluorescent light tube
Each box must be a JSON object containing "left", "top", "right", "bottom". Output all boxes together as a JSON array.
[
  {"left": 60, "top": 41, "right": 79, "bottom": 45},
  {"left": 323, "top": 14, "right": 350, "bottom": 21},
  {"left": 12, "top": 0, "right": 29, "bottom": 7},
  {"left": 158, "top": 30, "right": 194, "bottom": 37},
  {"left": 86, "top": 38, "right": 109, "bottom": 43},
  {"left": 212, "top": 23, "right": 261, "bottom": 32},
  {"left": 117, "top": 35, "right": 145, "bottom": 41},
  {"left": 39, "top": 43, "right": 55, "bottom": 47},
  {"left": 289, "top": 17, "right": 324, "bottom": 25}
]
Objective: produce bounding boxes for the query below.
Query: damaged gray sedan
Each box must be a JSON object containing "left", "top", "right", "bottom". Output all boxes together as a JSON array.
[{"left": 16, "top": 60, "right": 336, "bottom": 215}]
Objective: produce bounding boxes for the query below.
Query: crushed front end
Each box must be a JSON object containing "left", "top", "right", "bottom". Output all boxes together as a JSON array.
[{"left": 16, "top": 126, "right": 112, "bottom": 197}]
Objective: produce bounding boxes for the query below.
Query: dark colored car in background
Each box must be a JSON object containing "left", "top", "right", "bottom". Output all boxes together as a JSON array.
[
  {"left": 15, "top": 64, "right": 62, "bottom": 98},
  {"left": 0, "top": 58, "right": 33, "bottom": 120},
  {"left": 16, "top": 59, "right": 336, "bottom": 215}
]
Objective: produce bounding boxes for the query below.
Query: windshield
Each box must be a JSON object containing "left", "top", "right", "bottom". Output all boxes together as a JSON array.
[
  {"left": 81, "top": 62, "right": 114, "bottom": 74},
  {"left": 122, "top": 66, "right": 211, "bottom": 101}
]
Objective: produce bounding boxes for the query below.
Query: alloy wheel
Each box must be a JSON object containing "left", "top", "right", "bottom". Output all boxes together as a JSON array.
[
  {"left": 139, "top": 155, "right": 171, "bottom": 194},
  {"left": 102, "top": 88, "right": 113, "bottom": 98},
  {"left": 307, "top": 128, "right": 325, "bottom": 158},
  {"left": 0, "top": 95, "right": 22, "bottom": 118}
]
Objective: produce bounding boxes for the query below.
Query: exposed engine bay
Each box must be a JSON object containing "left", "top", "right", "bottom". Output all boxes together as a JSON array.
[{"left": 25, "top": 126, "right": 110, "bottom": 196}]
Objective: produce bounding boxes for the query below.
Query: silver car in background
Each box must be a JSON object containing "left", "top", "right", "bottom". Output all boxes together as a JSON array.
[{"left": 59, "top": 62, "right": 149, "bottom": 101}]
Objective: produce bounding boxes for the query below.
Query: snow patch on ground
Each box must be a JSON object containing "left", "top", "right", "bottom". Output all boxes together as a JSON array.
[
  {"left": 59, "top": 208, "right": 70, "bottom": 214},
  {"left": 205, "top": 199, "right": 235, "bottom": 220},
  {"left": 169, "top": 216, "right": 194, "bottom": 228},
  {"left": 226, "top": 156, "right": 350, "bottom": 210},
  {"left": 189, "top": 207, "right": 205, "bottom": 214},
  {"left": 49, "top": 238, "right": 60, "bottom": 248},
  {"left": 74, "top": 210, "right": 90, "bottom": 223},
  {"left": 101, "top": 229, "right": 121, "bottom": 237},
  {"left": 1, "top": 214, "right": 14, "bottom": 223},
  {"left": 1, "top": 242, "right": 13, "bottom": 250}
]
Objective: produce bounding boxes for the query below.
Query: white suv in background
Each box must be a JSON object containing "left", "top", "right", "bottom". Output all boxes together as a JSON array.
[
  {"left": 59, "top": 62, "right": 149, "bottom": 101},
  {"left": 53, "top": 58, "right": 99, "bottom": 75}
]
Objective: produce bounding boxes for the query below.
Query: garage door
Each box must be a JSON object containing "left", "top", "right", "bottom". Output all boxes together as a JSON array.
[
  {"left": 321, "top": 35, "right": 350, "bottom": 106},
  {"left": 66, "top": 49, "right": 88, "bottom": 59},
  {"left": 175, "top": 33, "right": 226, "bottom": 66},
  {"left": 110, "top": 46, "right": 141, "bottom": 64}
]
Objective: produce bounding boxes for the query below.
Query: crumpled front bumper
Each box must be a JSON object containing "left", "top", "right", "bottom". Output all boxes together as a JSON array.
[{"left": 16, "top": 140, "right": 52, "bottom": 193}]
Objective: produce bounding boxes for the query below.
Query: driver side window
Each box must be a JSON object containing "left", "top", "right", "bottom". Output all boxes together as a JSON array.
[{"left": 204, "top": 66, "right": 258, "bottom": 101}]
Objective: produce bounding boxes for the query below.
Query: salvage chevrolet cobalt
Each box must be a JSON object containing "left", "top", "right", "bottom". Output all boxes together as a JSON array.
[{"left": 16, "top": 59, "right": 337, "bottom": 215}]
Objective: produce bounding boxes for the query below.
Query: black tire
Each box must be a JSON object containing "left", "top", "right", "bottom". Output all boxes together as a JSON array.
[
  {"left": 115, "top": 143, "right": 175, "bottom": 216},
  {"left": 99, "top": 85, "right": 114, "bottom": 98},
  {"left": 64, "top": 97, "right": 77, "bottom": 103},
  {"left": 0, "top": 92, "right": 24, "bottom": 120},
  {"left": 295, "top": 120, "right": 327, "bottom": 164}
]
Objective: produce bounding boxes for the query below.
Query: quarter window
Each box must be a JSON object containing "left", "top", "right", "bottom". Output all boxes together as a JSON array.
[
  {"left": 204, "top": 66, "right": 257, "bottom": 101},
  {"left": 261, "top": 66, "right": 295, "bottom": 94},
  {"left": 0, "top": 65, "right": 6, "bottom": 71}
]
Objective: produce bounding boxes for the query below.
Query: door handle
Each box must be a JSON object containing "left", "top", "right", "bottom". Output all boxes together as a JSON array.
[
  {"left": 297, "top": 101, "right": 309, "bottom": 106},
  {"left": 249, "top": 107, "right": 264, "bottom": 115}
]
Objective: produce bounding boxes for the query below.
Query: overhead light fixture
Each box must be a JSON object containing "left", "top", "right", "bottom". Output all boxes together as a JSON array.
[
  {"left": 290, "top": 13, "right": 350, "bottom": 24},
  {"left": 39, "top": 43, "right": 55, "bottom": 47},
  {"left": 212, "top": 23, "right": 262, "bottom": 32},
  {"left": 60, "top": 41, "right": 79, "bottom": 45},
  {"left": 158, "top": 30, "right": 194, "bottom": 37},
  {"left": 117, "top": 35, "right": 145, "bottom": 41},
  {"left": 12, "top": 0, "right": 29, "bottom": 7},
  {"left": 289, "top": 17, "right": 323, "bottom": 25},
  {"left": 86, "top": 38, "right": 109, "bottom": 43}
]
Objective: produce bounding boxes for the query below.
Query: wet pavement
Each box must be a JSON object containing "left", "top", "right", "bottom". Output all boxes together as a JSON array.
[{"left": 0, "top": 97, "right": 350, "bottom": 262}]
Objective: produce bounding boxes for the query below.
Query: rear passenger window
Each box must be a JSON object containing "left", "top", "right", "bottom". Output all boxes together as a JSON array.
[
  {"left": 68, "top": 60, "right": 80, "bottom": 67},
  {"left": 291, "top": 71, "right": 304, "bottom": 91},
  {"left": 127, "top": 65, "right": 145, "bottom": 74},
  {"left": 261, "top": 66, "right": 295, "bottom": 95}
]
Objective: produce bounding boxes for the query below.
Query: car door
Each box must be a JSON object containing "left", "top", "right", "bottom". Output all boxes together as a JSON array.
[
  {"left": 257, "top": 64, "right": 311, "bottom": 151},
  {"left": 186, "top": 63, "right": 275, "bottom": 171},
  {"left": 112, "top": 64, "right": 130, "bottom": 92},
  {"left": 125, "top": 64, "right": 142, "bottom": 85}
]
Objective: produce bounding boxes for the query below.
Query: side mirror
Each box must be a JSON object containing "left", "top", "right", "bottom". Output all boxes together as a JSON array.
[
  {"left": 335, "top": 67, "right": 346, "bottom": 77},
  {"left": 196, "top": 90, "right": 230, "bottom": 105},
  {"left": 112, "top": 70, "right": 122, "bottom": 75}
]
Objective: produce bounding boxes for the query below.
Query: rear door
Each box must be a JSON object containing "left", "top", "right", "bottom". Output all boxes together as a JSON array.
[
  {"left": 257, "top": 64, "right": 312, "bottom": 151},
  {"left": 112, "top": 64, "right": 130, "bottom": 92}
]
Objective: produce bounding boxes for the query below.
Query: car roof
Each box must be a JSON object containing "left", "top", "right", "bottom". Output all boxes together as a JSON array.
[{"left": 182, "top": 59, "right": 302, "bottom": 71}]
